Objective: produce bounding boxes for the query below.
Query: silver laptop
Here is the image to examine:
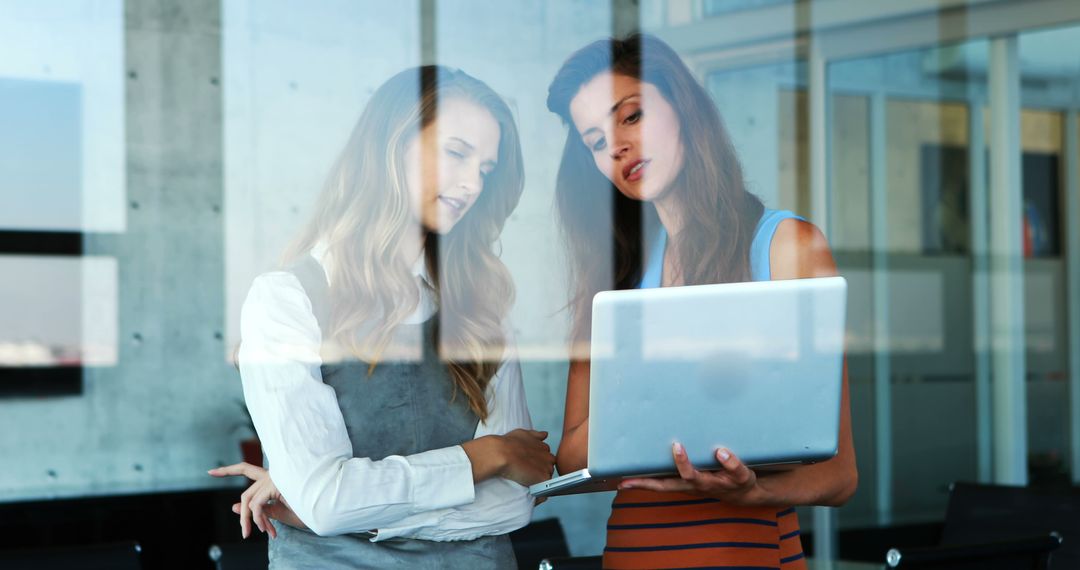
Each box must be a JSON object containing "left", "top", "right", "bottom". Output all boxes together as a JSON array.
[{"left": 530, "top": 276, "right": 847, "bottom": 497}]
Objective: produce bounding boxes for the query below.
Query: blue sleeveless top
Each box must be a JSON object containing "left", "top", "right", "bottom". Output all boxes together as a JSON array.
[{"left": 638, "top": 208, "right": 805, "bottom": 288}]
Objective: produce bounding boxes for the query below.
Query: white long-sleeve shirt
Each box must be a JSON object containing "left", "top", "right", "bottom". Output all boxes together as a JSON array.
[{"left": 237, "top": 251, "right": 534, "bottom": 541}]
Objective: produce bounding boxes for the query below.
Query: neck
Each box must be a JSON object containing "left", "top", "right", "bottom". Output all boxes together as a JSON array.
[
  {"left": 400, "top": 223, "right": 427, "bottom": 268},
  {"left": 652, "top": 192, "right": 684, "bottom": 238}
]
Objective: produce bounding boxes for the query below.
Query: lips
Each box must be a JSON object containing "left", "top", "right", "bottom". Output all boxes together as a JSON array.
[
  {"left": 622, "top": 158, "right": 650, "bottom": 182},
  {"left": 439, "top": 195, "right": 466, "bottom": 214}
]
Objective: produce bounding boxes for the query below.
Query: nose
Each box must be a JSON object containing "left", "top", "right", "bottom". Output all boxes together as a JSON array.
[
  {"left": 457, "top": 168, "right": 483, "bottom": 196},
  {"left": 609, "top": 137, "right": 631, "bottom": 160},
  {"left": 457, "top": 181, "right": 479, "bottom": 197}
]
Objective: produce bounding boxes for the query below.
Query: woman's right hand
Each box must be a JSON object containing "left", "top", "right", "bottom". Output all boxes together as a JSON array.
[
  {"left": 462, "top": 429, "right": 555, "bottom": 487},
  {"left": 497, "top": 429, "right": 556, "bottom": 486},
  {"left": 209, "top": 462, "right": 308, "bottom": 539}
]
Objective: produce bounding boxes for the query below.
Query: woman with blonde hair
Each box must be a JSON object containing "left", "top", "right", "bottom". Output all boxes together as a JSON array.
[
  {"left": 211, "top": 65, "right": 554, "bottom": 568},
  {"left": 546, "top": 35, "right": 857, "bottom": 569}
]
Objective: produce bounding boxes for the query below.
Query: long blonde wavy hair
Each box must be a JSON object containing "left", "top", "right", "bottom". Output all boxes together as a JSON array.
[{"left": 282, "top": 66, "right": 524, "bottom": 421}]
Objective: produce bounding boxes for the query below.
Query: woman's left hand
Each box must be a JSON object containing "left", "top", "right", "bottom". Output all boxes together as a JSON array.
[
  {"left": 618, "top": 443, "right": 763, "bottom": 506},
  {"left": 209, "top": 462, "right": 307, "bottom": 539}
]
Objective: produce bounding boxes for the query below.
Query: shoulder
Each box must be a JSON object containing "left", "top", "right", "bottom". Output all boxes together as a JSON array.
[
  {"left": 768, "top": 218, "right": 838, "bottom": 280},
  {"left": 245, "top": 271, "right": 309, "bottom": 308},
  {"left": 241, "top": 271, "right": 319, "bottom": 336},
  {"left": 244, "top": 252, "right": 328, "bottom": 316}
]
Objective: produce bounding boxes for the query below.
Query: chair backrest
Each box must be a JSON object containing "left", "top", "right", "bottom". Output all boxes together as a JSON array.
[
  {"left": 0, "top": 540, "right": 142, "bottom": 570},
  {"left": 208, "top": 541, "right": 268, "bottom": 570},
  {"left": 943, "top": 482, "right": 1080, "bottom": 569}
]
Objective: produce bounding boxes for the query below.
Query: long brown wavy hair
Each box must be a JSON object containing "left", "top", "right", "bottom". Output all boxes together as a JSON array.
[
  {"left": 546, "top": 34, "right": 764, "bottom": 349},
  {"left": 283, "top": 66, "right": 524, "bottom": 421}
]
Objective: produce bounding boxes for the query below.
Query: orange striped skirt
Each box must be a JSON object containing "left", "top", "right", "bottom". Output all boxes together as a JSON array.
[{"left": 603, "top": 489, "right": 806, "bottom": 569}]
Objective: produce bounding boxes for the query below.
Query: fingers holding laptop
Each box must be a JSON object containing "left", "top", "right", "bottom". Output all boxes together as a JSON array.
[
  {"left": 618, "top": 443, "right": 762, "bottom": 505},
  {"left": 498, "top": 429, "right": 557, "bottom": 487}
]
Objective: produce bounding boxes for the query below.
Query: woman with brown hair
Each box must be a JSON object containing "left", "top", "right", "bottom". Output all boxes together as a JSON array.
[
  {"left": 210, "top": 66, "right": 554, "bottom": 568},
  {"left": 547, "top": 35, "right": 857, "bottom": 569}
]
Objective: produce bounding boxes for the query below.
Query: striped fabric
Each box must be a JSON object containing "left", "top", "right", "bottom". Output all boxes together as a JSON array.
[{"left": 602, "top": 490, "right": 806, "bottom": 569}]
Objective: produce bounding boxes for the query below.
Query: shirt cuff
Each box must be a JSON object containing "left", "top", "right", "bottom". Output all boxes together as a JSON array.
[
  {"left": 372, "top": 445, "right": 475, "bottom": 542},
  {"left": 409, "top": 445, "right": 475, "bottom": 512}
]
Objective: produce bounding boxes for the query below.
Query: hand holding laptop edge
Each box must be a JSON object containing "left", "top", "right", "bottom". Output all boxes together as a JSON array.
[{"left": 618, "top": 443, "right": 763, "bottom": 506}]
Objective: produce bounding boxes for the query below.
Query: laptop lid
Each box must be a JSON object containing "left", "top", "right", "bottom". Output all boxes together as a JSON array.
[{"left": 586, "top": 276, "right": 847, "bottom": 478}]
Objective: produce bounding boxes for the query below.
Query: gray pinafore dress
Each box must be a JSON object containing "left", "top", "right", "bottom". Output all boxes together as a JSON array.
[{"left": 267, "top": 255, "right": 517, "bottom": 569}]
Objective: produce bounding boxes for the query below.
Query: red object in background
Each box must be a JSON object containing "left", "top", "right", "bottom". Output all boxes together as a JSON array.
[
  {"left": 1023, "top": 212, "right": 1033, "bottom": 257},
  {"left": 240, "top": 438, "right": 263, "bottom": 467}
]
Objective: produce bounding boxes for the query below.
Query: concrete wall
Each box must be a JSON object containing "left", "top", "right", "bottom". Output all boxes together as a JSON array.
[{"left": 0, "top": 0, "right": 239, "bottom": 501}]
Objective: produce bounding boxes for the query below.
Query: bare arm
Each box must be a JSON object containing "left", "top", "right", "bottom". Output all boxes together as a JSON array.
[
  {"left": 555, "top": 359, "right": 591, "bottom": 475},
  {"left": 461, "top": 430, "right": 554, "bottom": 485},
  {"left": 759, "top": 218, "right": 858, "bottom": 506}
]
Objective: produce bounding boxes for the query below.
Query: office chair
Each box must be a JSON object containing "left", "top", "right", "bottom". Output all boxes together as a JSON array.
[{"left": 885, "top": 481, "right": 1078, "bottom": 569}]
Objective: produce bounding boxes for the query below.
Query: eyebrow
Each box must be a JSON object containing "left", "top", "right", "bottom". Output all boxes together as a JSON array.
[
  {"left": 448, "top": 136, "right": 474, "bottom": 150},
  {"left": 581, "top": 93, "right": 640, "bottom": 138}
]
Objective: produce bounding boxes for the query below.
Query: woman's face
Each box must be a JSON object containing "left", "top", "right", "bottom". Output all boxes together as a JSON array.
[
  {"left": 568, "top": 72, "right": 684, "bottom": 202},
  {"left": 403, "top": 97, "right": 501, "bottom": 234}
]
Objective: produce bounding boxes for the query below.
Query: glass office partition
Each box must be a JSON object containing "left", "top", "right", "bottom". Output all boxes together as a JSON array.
[
  {"left": 1016, "top": 24, "right": 1080, "bottom": 488},
  {"left": 828, "top": 40, "right": 991, "bottom": 526},
  {"left": 825, "top": 22, "right": 1080, "bottom": 527}
]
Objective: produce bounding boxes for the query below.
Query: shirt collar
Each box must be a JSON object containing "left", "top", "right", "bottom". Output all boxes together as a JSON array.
[{"left": 411, "top": 251, "right": 432, "bottom": 285}]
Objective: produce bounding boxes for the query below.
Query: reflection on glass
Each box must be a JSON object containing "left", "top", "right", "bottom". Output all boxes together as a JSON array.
[
  {"left": 1018, "top": 23, "right": 1079, "bottom": 487},
  {"left": 0, "top": 79, "right": 81, "bottom": 232},
  {"left": 708, "top": 62, "right": 806, "bottom": 212},
  {"left": 703, "top": 0, "right": 793, "bottom": 18},
  {"left": 0, "top": 255, "right": 117, "bottom": 367},
  {"left": 223, "top": 0, "right": 424, "bottom": 361},
  {"left": 826, "top": 20, "right": 1080, "bottom": 520},
  {"left": 827, "top": 38, "right": 992, "bottom": 525},
  {"left": 843, "top": 269, "right": 945, "bottom": 354},
  {"left": 0, "top": 0, "right": 124, "bottom": 233}
]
